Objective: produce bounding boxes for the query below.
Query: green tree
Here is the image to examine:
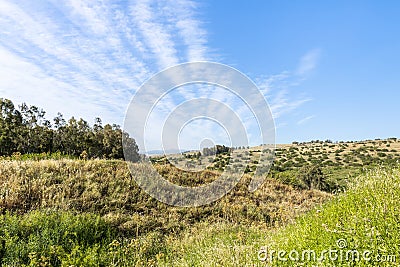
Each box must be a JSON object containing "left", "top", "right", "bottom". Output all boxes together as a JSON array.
[
  {"left": 0, "top": 98, "right": 140, "bottom": 161},
  {"left": 122, "top": 131, "right": 140, "bottom": 162},
  {"left": 296, "top": 165, "right": 332, "bottom": 191},
  {"left": 0, "top": 98, "right": 23, "bottom": 155}
]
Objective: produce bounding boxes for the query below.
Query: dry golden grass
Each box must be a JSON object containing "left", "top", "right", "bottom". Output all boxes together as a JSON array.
[{"left": 0, "top": 159, "right": 330, "bottom": 236}]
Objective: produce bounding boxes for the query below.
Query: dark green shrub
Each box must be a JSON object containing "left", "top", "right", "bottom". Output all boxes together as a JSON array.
[{"left": 296, "top": 165, "right": 334, "bottom": 192}]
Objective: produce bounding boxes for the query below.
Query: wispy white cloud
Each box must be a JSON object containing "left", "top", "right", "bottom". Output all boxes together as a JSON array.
[
  {"left": 0, "top": 0, "right": 207, "bottom": 123},
  {"left": 162, "top": 0, "right": 209, "bottom": 62},
  {"left": 296, "top": 48, "right": 321, "bottom": 76},
  {"left": 0, "top": 0, "right": 316, "bottom": 150},
  {"left": 256, "top": 73, "right": 312, "bottom": 120},
  {"left": 130, "top": 0, "right": 179, "bottom": 68},
  {"left": 297, "top": 115, "right": 316, "bottom": 125}
]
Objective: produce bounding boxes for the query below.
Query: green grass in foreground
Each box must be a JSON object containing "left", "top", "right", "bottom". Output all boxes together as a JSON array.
[
  {"left": 259, "top": 166, "right": 400, "bottom": 266},
  {"left": 0, "top": 210, "right": 171, "bottom": 266},
  {"left": 0, "top": 166, "right": 399, "bottom": 266},
  {"left": 153, "top": 166, "right": 400, "bottom": 267}
]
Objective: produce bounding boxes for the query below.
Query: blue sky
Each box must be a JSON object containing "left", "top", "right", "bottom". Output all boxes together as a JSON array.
[{"left": 0, "top": 0, "right": 399, "bottom": 148}]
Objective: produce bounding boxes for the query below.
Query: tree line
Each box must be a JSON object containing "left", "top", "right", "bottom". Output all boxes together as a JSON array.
[
  {"left": 202, "top": 145, "right": 232, "bottom": 156},
  {"left": 0, "top": 98, "right": 139, "bottom": 161}
]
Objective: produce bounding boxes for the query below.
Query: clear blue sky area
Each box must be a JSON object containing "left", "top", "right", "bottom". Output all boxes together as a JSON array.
[{"left": 205, "top": 0, "right": 400, "bottom": 143}]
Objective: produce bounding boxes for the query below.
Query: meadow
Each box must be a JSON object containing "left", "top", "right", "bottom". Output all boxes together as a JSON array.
[{"left": 0, "top": 138, "right": 399, "bottom": 266}]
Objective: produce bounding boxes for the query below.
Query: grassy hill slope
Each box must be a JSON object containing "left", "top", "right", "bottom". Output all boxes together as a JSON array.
[
  {"left": 0, "top": 159, "right": 328, "bottom": 266},
  {"left": 155, "top": 166, "right": 400, "bottom": 266},
  {"left": 0, "top": 138, "right": 399, "bottom": 266}
]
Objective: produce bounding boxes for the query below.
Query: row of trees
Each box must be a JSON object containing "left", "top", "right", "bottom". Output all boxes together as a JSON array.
[
  {"left": 0, "top": 98, "right": 139, "bottom": 161},
  {"left": 202, "top": 145, "right": 232, "bottom": 156}
]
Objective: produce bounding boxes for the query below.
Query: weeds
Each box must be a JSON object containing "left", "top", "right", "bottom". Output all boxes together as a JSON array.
[{"left": 0, "top": 141, "right": 397, "bottom": 266}]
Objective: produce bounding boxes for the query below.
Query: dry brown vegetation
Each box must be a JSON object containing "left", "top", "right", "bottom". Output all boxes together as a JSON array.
[
  {"left": 1, "top": 138, "right": 398, "bottom": 265},
  {"left": 0, "top": 159, "right": 329, "bottom": 236}
]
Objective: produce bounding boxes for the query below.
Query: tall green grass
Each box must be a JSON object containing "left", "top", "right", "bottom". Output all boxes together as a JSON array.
[
  {"left": 0, "top": 210, "right": 171, "bottom": 266},
  {"left": 2, "top": 161, "right": 397, "bottom": 266},
  {"left": 155, "top": 166, "right": 400, "bottom": 266},
  {"left": 259, "top": 166, "right": 400, "bottom": 266},
  {"left": 0, "top": 152, "right": 77, "bottom": 161}
]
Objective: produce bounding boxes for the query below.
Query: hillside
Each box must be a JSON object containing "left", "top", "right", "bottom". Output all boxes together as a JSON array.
[
  {"left": 0, "top": 159, "right": 327, "bottom": 266},
  {"left": 0, "top": 138, "right": 398, "bottom": 266},
  {"left": 151, "top": 138, "right": 400, "bottom": 172},
  {"left": 259, "top": 165, "right": 400, "bottom": 266},
  {"left": 150, "top": 138, "right": 400, "bottom": 193},
  {"left": 155, "top": 165, "right": 400, "bottom": 266}
]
